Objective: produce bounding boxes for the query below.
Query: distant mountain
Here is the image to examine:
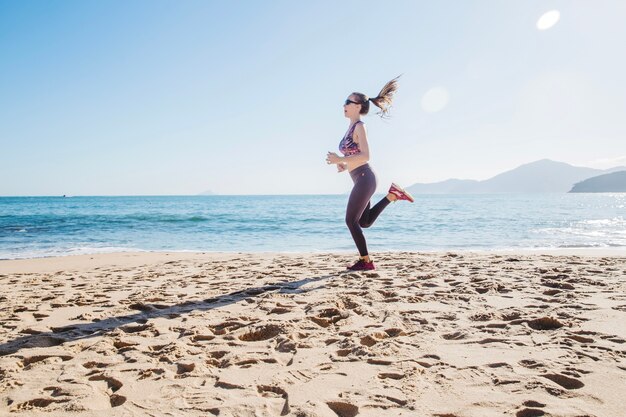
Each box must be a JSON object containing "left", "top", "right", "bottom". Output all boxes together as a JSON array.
[
  {"left": 569, "top": 171, "right": 626, "bottom": 193},
  {"left": 407, "top": 159, "right": 626, "bottom": 194},
  {"left": 198, "top": 190, "right": 216, "bottom": 195}
]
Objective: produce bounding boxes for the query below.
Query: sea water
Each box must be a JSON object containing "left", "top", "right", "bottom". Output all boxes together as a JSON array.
[{"left": 1, "top": 194, "right": 624, "bottom": 259}]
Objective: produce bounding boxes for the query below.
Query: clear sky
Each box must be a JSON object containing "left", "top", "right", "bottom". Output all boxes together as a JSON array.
[{"left": 1, "top": 1, "right": 625, "bottom": 196}]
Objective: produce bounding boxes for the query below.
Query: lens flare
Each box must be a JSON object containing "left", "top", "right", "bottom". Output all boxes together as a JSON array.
[
  {"left": 537, "top": 10, "right": 560, "bottom": 31},
  {"left": 421, "top": 87, "right": 449, "bottom": 113}
]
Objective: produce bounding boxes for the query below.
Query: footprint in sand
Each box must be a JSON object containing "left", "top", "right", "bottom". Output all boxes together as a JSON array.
[
  {"left": 82, "top": 361, "right": 111, "bottom": 369},
  {"left": 527, "top": 317, "right": 563, "bottom": 331},
  {"left": 360, "top": 334, "right": 384, "bottom": 347},
  {"left": 565, "top": 334, "right": 594, "bottom": 344},
  {"left": 516, "top": 409, "right": 545, "bottom": 417},
  {"left": 43, "top": 386, "right": 71, "bottom": 397},
  {"left": 541, "top": 279, "right": 575, "bottom": 290},
  {"left": 378, "top": 289, "right": 397, "bottom": 297},
  {"left": 523, "top": 400, "right": 546, "bottom": 408},
  {"left": 235, "top": 358, "right": 259, "bottom": 367},
  {"left": 211, "top": 320, "right": 247, "bottom": 335},
  {"left": 215, "top": 378, "right": 245, "bottom": 390},
  {"left": 469, "top": 312, "right": 498, "bottom": 322},
  {"left": 13, "top": 398, "right": 71, "bottom": 411},
  {"left": 373, "top": 393, "right": 408, "bottom": 407},
  {"left": 378, "top": 372, "right": 405, "bottom": 380},
  {"left": 258, "top": 385, "right": 289, "bottom": 416},
  {"left": 88, "top": 374, "right": 123, "bottom": 393},
  {"left": 206, "top": 351, "right": 231, "bottom": 368},
  {"left": 113, "top": 339, "right": 138, "bottom": 352},
  {"left": 108, "top": 394, "right": 127, "bottom": 407},
  {"left": 190, "top": 333, "right": 215, "bottom": 342},
  {"left": 137, "top": 368, "right": 165, "bottom": 380},
  {"left": 120, "top": 323, "right": 159, "bottom": 336},
  {"left": 359, "top": 328, "right": 406, "bottom": 347},
  {"left": 519, "top": 359, "right": 544, "bottom": 369},
  {"left": 541, "top": 373, "right": 584, "bottom": 389},
  {"left": 128, "top": 302, "right": 168, "bottom": 312},
  {"left": 335, "top": 346, "right": 368, "bottom": 359},
  {"left": 385, "top": 328, "right": 407, "bottom": 337},
  {"left": 239, "top": 324, "right": 283, "bottom": 341},
  {"left": 309, "top": 308, "right": 349, "bottom": 328},
  {"left": 269, "top": 306, "right": 292, "bottom": 314},
  {"left": 486, "top": 362, "right": 512, "bottom": 369},
  {"left": 367, "top": 358, "right": 393, "bottom": 366},
  {"left": 22, "top": 354, "right": 73, "bottom": 367},
  {"left": 442, "top": 331, "right": 466, "bottom": 341},
  {"left": 176, "top": 362, "right": 195, "bottom": 375},
  {"left": 327, "top": 401, "right": 359, "bottom": 417},
  {"left": 87, "top": 374, "right": 127, "bottom": 407}
]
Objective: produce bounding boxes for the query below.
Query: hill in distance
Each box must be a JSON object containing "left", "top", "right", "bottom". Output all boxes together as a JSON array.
[
  {"left": 407, "top": 159, "right": 625, "bottom": 194},
  {"left": 569, "top": 171, "right": 626, "bottom": 193}
]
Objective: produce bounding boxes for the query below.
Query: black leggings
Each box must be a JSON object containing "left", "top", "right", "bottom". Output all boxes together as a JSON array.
[{"left": 346, "top": 164, "right": 391, "bottom": 256}]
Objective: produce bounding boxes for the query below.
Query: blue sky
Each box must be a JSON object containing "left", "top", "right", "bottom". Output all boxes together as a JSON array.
[{"left": 1, "top": 1, "right": 625, "bottom": 195}]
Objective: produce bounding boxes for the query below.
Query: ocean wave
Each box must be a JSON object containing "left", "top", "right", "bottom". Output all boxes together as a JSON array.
[
  {"left": 1, "top": 226, "right": 28, "bottom": 233},
  {"left": 577, "top": 217, "right": 625, "bottom": 226},
  {"left": 0, "top": 246, "right": 148, "bottom": 260}
]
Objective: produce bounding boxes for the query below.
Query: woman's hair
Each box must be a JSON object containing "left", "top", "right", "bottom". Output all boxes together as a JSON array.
[{"left": 353, "top": 75, "right": 401, "bottom": 118}]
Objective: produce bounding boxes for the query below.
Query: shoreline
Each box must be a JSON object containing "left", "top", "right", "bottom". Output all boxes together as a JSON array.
[{"left": 1, "top": 248, "right": 624, "bottom": 273}]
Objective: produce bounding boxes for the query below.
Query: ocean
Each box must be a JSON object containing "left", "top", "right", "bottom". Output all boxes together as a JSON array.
[{"left": 1, "top": 194, "right": 625, "bottom": 259}]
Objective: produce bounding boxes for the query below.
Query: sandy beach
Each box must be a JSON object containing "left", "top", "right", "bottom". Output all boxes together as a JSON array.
[{"left": 1, "top": 251, "right": 625, "bottom": 416}]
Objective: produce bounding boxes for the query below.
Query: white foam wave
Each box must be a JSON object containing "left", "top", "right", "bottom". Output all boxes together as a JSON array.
[{"left": 0, "top": 246, "right": 148, "bottom": 260}]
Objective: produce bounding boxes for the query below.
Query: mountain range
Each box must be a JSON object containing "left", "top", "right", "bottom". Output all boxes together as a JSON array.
[{"left": 406, "top": 159, "right": 625, "bottom": 194}]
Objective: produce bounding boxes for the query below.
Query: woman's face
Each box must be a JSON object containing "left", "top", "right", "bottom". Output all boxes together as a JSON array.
[{"left": 343, "top": 94, "right": 361, "bottom": 118}]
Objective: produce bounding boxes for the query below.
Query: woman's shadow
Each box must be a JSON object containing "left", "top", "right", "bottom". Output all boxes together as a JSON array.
[{"left": 0, "top": 273, "right": 333, "bottom": 357}]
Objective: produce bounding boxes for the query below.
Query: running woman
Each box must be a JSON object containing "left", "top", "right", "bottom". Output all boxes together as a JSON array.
[{"left": 326, "top": 76, "right": 415, "bottom": 271}]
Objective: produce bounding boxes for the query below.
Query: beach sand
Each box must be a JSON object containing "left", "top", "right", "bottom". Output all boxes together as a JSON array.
[{"left": 1, "top": 251, "right": 625, "bottom": 416}]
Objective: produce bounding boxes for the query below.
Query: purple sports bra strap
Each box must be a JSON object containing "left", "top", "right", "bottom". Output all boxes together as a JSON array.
[{"left": 348, "top": 120, "right": 363, "bottom": 135}]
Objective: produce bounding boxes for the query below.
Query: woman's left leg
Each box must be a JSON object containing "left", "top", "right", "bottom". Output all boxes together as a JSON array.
[{"left": 346, "top": 166, "right": 378, "bottom": 257}]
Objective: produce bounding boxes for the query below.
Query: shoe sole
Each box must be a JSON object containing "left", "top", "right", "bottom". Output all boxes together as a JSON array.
[{"left": 391, "top": 183, "right": 415, "bottom": 203}]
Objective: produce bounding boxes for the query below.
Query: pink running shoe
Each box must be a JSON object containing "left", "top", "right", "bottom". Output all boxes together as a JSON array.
[
  {"left": 347, "top": 259, "right": 376, "bottom": 271},
  {"left": 388, "top": 183, "right": 415, "bottom": 203}
]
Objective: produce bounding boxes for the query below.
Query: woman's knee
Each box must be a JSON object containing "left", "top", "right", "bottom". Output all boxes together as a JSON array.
[{"left": 345, "top": 217, "right": 360, "bottom": 231}]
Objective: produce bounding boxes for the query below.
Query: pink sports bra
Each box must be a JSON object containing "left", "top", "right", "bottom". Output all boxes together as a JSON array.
[{"left": 339, "top": 121, "right": 363, "bottom": 156}]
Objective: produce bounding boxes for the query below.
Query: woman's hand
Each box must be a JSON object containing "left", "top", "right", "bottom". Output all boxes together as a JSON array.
[{"left": 326, "top": 152, "right": 342, "bottom": 165}]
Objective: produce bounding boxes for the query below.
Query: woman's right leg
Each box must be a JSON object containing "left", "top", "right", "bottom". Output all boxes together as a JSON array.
[
  {"left": 358, "top": 197, "right": 391, "bottom": 229},
  {"left": 359, "top": 183, "right": 413, "bottom": 227}
]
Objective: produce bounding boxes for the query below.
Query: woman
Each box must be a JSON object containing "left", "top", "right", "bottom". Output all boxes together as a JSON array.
[{"left": 326, "top": 76, "right": 414, "bottom": 271}]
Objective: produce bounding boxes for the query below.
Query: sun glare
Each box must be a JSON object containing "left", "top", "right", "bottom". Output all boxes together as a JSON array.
[
  {"left": 421, "top": 87, "right": 449, "bottom": 113},
  {"left": 537, "top": 10, "right": 560, "bottom": 31}
]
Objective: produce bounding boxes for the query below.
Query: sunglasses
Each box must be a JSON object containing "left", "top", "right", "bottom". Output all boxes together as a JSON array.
[{"left": 344, "top": 99, "right": 361, "bottom": 106}]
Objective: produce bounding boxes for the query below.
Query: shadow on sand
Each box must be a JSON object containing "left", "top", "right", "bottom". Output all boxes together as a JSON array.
[{"left": 0, "top": 273, "right": 337, "bottom": 357}]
